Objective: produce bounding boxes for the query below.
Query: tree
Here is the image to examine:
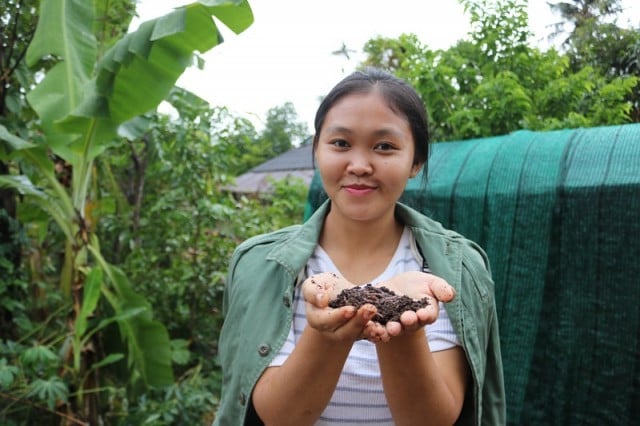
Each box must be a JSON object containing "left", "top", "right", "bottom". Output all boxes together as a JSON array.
[
  {"left": 0, "top": 0, "right": 39, "bottom": 335},
  {"left": 0, "top": 0, "right": 38, "bottom": 121},
  {"left": 0, "top": 0, "right": 253, "bottom": 422},
  {"left": 547, "top": 0, "right": 623, "bottom": 45},
  {"left": 547, "top": 0, "right": 640, "bottom": 121},
  {"left": 261, "top": 101, "right": 309, "bottom": 155},
  {"left": 360, "top": 0, "right": 638, "bottom": 141},
  {"left": 93, "top": 86, "right": 310, "bottom": 423},
  {"left": 208, "top": 101, "right": 309, "bottom": 176}
]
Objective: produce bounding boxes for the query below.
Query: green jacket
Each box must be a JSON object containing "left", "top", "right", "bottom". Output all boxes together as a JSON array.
[{"left": 214, "top": 201, "right": 506, "bottom": 425}]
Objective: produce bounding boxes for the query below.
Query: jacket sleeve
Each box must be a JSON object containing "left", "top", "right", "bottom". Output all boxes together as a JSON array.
[
  {"left": 462, "top": 241, "right": 506, "bottom": 426},
  {"left": 481, "top": 298, "right": 506, "bottom": 426},
  {"left": 215, "top": 227, "right": 303, "bottom": 426}
]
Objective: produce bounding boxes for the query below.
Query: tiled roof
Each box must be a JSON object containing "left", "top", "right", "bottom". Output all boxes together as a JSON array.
[
  {"left": 226, "top": 143, "right": 315, "bottom": 194},
  {"left": 231, "top": 169, "right": 315, "bottom": 194},
  {"left": 250, "top": 143, "right": 313, "bottom": 172}
]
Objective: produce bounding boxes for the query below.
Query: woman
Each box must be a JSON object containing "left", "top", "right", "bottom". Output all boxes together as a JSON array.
[{"left": 214, "top": 68, "right": 505, "bottom": 425}]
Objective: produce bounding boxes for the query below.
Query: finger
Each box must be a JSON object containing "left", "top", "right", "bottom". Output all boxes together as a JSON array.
[
  {"left": 334, "top": 304, "right": 378, "bottom": 340},
  {"left": 361, "top": 323, "right": 381, "bottom": 343},
  {"left": 429, "top": 277, "right": 456, "bottom": 302},
  {"left": 374, "top": 326, "right": 392, "bottom": 343},
  {"left": 302, "top": 272, "right": 353, "bottom": 305},
  {"left": 363, "top": 321, "right": 389, "bottom": 342},
  {"left": 302, "top": 273, "right": 337, "bottom": 307},
  {"left": 399, "top": 310, "right": 419, "bottom": 328},
  {"left": 302, "top": 283, "right": 325, "bottom": 307},
  {"left": 415, "top": 303, "right": 438, "bottom": 325},
  {"left": 315, "top": 292, "right": 330, "bottom": 308},
  {"left": 306, "top": 304, "right": 355, "bottom": 332},
  {"left": 385, "top": 321, "right": 403, "bottom": 337}
]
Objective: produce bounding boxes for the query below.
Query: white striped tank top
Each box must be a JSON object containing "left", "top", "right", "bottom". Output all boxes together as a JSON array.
[{"left": 269, "top": 227, "right": 459, "bottom": 425}]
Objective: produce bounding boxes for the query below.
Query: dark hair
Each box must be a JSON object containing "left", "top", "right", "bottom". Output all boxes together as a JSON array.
[{"left": 312, "top": 67, "right": 430, "bottom": 182}]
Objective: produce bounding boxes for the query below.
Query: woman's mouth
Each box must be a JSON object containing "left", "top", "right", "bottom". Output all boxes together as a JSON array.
[{"left": 343, "top": 184, "right": 375, "bottom": 195}]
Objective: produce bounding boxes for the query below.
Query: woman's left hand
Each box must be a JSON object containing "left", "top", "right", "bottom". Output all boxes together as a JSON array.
[{"left": 377, "top": 271, "right": 456, "bottom": 337}]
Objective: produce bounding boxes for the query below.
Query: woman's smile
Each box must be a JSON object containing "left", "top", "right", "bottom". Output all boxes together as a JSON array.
[{"left": 343, "top": 183, "right": 376, "bottom": 196}]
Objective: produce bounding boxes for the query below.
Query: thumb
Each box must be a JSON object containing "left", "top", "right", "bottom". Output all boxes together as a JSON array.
[{"left": 429, "top": 277, "right": 456, "bottom": 303}]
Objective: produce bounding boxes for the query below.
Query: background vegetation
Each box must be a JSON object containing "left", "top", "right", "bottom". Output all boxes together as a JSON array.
[{"left": 0, "top": 0, "right": 637, "bottom": 424}]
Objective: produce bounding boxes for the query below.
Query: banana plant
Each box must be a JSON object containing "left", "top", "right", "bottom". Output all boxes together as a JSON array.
[{"left": 0, "top": 0, "right": 253, "bottom": 418}]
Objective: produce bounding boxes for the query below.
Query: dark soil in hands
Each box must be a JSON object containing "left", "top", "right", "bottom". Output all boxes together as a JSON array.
[{"left": 328, "top": 284, "right": 430, "bottom": 325}]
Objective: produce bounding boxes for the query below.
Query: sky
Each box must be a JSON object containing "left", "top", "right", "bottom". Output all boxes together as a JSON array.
[{"left": 132, "top": 0, "right": 640, "bottom": 132}]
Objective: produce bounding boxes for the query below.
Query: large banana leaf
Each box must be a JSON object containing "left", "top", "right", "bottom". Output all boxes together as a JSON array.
[
  {"left": 0, "top": 125, "right": 74, "bottom": 235},
  {"left": 26, "top": 0, "right": 254, "bottom": 164},
  {"left": 25, "top": 0, "right": 96, "bottom": 152},
  {"left": 89, "top": 246, "right": 175, "bottom": 387},
  {"left": 0, "top": 123, "right": 175, "bottom": 387},
  {"left": 3, "top": 0, "right": 254, "bottom": 390}
]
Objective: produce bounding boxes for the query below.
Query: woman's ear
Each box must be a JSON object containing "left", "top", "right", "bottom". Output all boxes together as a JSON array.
[{"left": 410, "top": 162, "right": 424, "bottom": 178}]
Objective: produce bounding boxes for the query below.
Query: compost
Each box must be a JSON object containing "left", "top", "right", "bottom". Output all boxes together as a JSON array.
[{"left": 328, "top": 284, "right": 430, "bottom": 325}]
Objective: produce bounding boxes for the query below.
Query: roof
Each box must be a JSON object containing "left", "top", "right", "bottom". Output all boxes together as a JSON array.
[
  {"left": 227, "top": 143, "right": 315, "bottom": 194},
  {"left": 250, "top": 143, "right": 314, "bottom": 173}
]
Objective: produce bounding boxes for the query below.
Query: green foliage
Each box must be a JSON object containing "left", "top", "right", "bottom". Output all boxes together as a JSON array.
[
  {"left": 0, "top": 1, "right": 40, "bottom": 353},
  {"left": 260, "top": 102, "right": 309, "bottom": 155},
  {"left": 26, "top": 377, "right": 68, "bottom": 411},
  {"left": 2, "top": 0, "right": 309, "bottom": 422},
  {"left": 0, "top": 210, "right": 30, "bottom": 338},
  {"left": 94, "top": 0, "right": 137, "bottom": 51},
  {"left": 547, "top": 0, "right": 623, "bottom": 45},
  {"left": 209, "top": 106, "right": 262, "bottom": 176},
  {"left": 0, "top": 0, "right": 39, "bottom": 125},
  {"left": 0, "top": 0, "right": 255, "bottom": 423},
  {"left": 20, "top": 346, "right": 59, "bottom": 375},
  {"left": 549, "top": 0, "right": 640, "bottom": 121},
  {"left": 262, "top": 176, "right": 311, "bottom": 228},
  {"left": 361, "top": 0, "right": 638, "bottom": 141},
  {"left": 205, "top": 101, "right": 309, "bottom": 176},
  {"left": 0, "top": 358, "right": 20, "bottom": 388},
  {"left": 12, "top": 0, "right": 638, "bottom": 423},
  {"left": 111, "top": 366, "right": 219, "bottom": 425},
  {"left": 1, "top": 340, "right": 69, "bottom": 423},
  {"left": 107, "top": 95, "right": 309, "bottom": 365},
  {"left": 87, "top": 85, "right": 309, "bottom": 422},
  {"left": 462, "top": 0, "right": 532, "bottom": 61}
]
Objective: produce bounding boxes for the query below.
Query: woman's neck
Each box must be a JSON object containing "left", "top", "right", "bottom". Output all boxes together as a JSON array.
[
  {"left": 318, "top": 208, "right": 404, "bottom": 284},
  {"left": 322, "top": 214, "right": 402, "bottom": 249}
]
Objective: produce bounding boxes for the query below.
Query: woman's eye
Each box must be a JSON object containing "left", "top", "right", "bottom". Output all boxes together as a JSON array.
[
  {"left": 332, "top": 139, "right": 350, "bottom": 148},
  {"left": 375, "top": 142, "right": 394, "bottom": 151}
]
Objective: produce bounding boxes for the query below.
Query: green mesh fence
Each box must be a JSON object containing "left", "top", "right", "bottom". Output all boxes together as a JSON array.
[{"left": 304, "top": 124, "right": 640, "bottom": 425}]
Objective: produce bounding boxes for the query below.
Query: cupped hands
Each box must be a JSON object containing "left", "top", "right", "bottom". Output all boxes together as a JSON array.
[{"left": 301, "top": 271, "right": 456, "bottom": 343}]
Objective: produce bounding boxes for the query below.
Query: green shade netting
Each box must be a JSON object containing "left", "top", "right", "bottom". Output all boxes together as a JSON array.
[{"left": 304, "top": 123, "right": 640, "bottom": 425}]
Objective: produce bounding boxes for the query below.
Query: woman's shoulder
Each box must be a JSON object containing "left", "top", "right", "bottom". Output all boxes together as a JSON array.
[
  {"left": 399, "top": 203, "right": 493, "bottom": 281},
  {"left": 233, "top": 224, "right": 303, "bottom": 257}
]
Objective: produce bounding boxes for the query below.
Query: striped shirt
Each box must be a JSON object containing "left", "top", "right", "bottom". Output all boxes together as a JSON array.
[{"left": 270, "top": 227, "right": 460, "bottom": 425}]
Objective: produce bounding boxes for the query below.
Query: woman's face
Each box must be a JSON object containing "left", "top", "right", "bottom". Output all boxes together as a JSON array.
[{"left": 315, "top": 90, "right": 422, "bottom": 225}]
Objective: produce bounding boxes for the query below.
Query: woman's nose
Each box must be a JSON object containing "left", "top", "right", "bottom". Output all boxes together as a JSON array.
[{"left": 346, "top": 153, "right": 373, "bottom": 176}]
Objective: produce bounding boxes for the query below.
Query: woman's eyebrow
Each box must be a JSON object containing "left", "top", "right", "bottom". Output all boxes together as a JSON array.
[
  {"left": 323, "top": 125, "right": 352, "bottom": 134},
  {"left": 323, "top": 126, "right": 403, "bottom": 138}
]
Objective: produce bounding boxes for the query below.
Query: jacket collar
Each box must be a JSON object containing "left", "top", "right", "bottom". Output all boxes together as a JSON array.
[
  {"left": 266, "top": 200, "right": 330, "bottom": 275},
  {"left": 395, "top": 203, "right": 463, "bottom": 292},
  {"left": 268, "top": 200, "right": 463, "bottom": 290}
]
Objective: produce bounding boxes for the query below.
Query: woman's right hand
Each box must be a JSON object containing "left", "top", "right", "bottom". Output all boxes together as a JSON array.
[{"left": 301, "top": 272, "right": 389, "bottom": 342}]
